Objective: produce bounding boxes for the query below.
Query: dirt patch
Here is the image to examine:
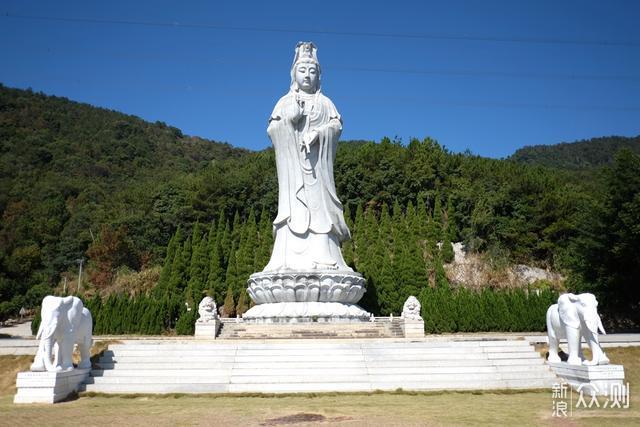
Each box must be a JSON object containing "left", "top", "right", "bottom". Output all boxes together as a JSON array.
[
  {"left": 0, "top": 355, "right": 33, "bottom": 396},
  {"left": 260, "top": 413, "right": 354, "bottom": 426},
  {"left": 261, "top": 413, "right": 326, "bottom": 425}
]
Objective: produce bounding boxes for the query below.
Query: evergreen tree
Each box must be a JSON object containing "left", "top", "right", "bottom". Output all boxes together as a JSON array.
[
  {"left": 377, "top": 249, "right": 400, "bottom": 315},
  {"left": 222, "top": 285, "right": 236, "bottom": 317},
  {"left": 432, "top": 192, "right": 443, "bottom": 242},
  {"left": 156, "top": 226, "right": 182, "bottom": 295},
  {"left": 187, "top": 233, "right": 209, "bottom": 303},
  {"left": 255, "top": 206, "right": 273, "bottom": 271},
  {"left": 441, "top": 235, "right": 455, "bottom": 264},
  {"left": 168, "top": 244, "right": 186, "bottom": 294},
  {"left": 236, "top": 210, "right": 257, "bottom": 289},
  {"left": 207, "top": 240, "right": 224, "bottom": 303},
  {"left": 416, "top": 194, "right": 429, "bottom": 239},
  {"left": 236, "top": 289, "right": 249, "bottom": 317}
]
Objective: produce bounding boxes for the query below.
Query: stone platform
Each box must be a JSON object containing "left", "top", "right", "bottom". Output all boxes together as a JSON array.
[
  {"left": 81, "top": 339, "right": 558, "bottom": 394},
  {"left": 14, "top": 368, "right": 91, "bottom": 403},
  {"left": 547, "top": 362, "right": 626, "bottom": 396},
  {"left": 217, "top": 318, "right": 404, "bottom": 339}
]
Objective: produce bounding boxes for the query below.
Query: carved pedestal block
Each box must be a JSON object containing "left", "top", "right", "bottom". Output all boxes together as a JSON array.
[
  {"left": 245, "top": 270, "right": 370, "bottom": 323},
  {"left": 194, "top": 321, "right": 221, "bottom": 339},
  {"left": 242, "top": 301, "right": 370, "bottom": 323},
  {"left": 247, "top": 270, "right": 366, "bottom": 304},
  {"left": 14, "top": 368, "right": 91, "bottom": 403},
  {"left": 547, "top": 362, "right": 626, "bottom": 396},
  {"left": 403, "top": 319, "right": 425, "bottom": 338}
]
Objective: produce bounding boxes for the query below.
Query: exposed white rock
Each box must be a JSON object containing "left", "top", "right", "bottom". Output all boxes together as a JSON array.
[{"left": 445, "top": 242, "right": 563, "bottom": 289}]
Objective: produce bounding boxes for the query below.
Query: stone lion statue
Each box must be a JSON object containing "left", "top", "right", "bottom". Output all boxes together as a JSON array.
[
  {"left": 197, "top": 296, "right": 218, "bottom": 324},
  {"left": 402, "top": 296, "right": 422, "bottom": 321}
]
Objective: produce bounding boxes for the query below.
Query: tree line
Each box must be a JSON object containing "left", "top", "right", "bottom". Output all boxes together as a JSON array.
[{"left": 2, "top": 85, "right": 638, "bottom": 329}]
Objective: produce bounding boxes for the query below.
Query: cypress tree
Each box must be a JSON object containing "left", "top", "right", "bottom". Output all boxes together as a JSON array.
[
  {"left": 225, "top": 251, "right": 239, "bottom": 298},
  {"left": 220, "top": 220, "right": 232, "bottom": 268},
  {"left": 187, "top": 235, "right": 209, "bottom": 304},
  {"left": 222, "top": 285, "right": 236, "bottom": 317},
  {"left": 352, "top": 204, "right": 366, "bottom": 272},
  {"left": 433, "top": 191, "right": 443, "bottom": 237},
  {"left": 168, "top": 244, "right": 186, "bottom": 294},
  {"left": 255, "top": 206, "right": 273, "bottom": 271},
  {"left": 236, "top": 210, "right": 257, "bottom": 288},
  {"left": 416, "top": 194, "right": 429, "bottom": 239},
  {"left": 377, "top": 248, "right": 400, "bottom": 315},
  {"left": 207, "top": 239, "right": 224, "bottom": 303},
  {"left": 236, "top": 289, "right": 249, "bottom": 317},
  {"left": 441, "top": 234, "right": 455, "bottom": 264},
  {"left": 445, "top": 195, "right": 457, "bottom": 241},
  {"left": 156, "top": 226, "right": 182, "bottom": 295}
]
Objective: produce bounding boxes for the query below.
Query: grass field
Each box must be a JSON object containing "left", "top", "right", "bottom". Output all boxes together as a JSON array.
[{"left": 1, "top": 346, "right": 638, "bottom": 426}]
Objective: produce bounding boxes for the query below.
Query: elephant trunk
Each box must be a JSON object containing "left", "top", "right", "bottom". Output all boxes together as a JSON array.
[
  {"left": 42, "top": 337, "right": 57, "bottom": 372},
  {"left": 584, "top": 310, "right": 606, "bottom": 338},
  {"left": 597, "top": 315, "right": 606, "bottom": 335}
]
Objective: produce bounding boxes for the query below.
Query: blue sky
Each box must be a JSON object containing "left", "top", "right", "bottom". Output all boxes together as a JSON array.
[{"left": 1, "top": 0, "right": 638, "bottom": 158}]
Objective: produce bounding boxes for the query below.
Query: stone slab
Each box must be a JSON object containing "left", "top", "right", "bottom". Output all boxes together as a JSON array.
[
  {"left": 14, "top": 369, "right": 91, "bottom": 403},
  {"left": 194, "top": 321, "right": 220, "bottom": 339},
  {"left": 547, "top": 362, "right": 626, "bottom": 396},
  {"left": 403, "top": 320, "right": 425, "bottom": 338}
]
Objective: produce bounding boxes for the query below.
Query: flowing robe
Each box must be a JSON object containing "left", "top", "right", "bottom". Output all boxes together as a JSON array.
[{"left": 263, "top": 90, "right": 351, "bottom": 271}]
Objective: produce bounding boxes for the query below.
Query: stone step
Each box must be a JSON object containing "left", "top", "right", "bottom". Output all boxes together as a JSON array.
[
  {"left": 106, "top": 340, "right": 534, "bottom": 351},
  {"left": 90, "top": 365, "right": 554, "bottom": 378},
  {"left": 103, "top": 345, "right": 533, "bottom": 356},
  {"left": 95, "top": 357, "right": 547, "bottom": 371},
  {"left": 86, "top": 371, "right": 553, "bottom": 386},
  {"left": 85, "top": 339, "right": 557, "bottom": 394},
  {"left": 83, "top": 378, "right": 556, "bottom": 395}
]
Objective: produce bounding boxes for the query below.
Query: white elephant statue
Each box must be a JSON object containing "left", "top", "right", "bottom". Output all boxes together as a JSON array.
[
  {"left": 30, "top": 296, "right": 93, "bottom": 372},
  {"left": 546, "top": 293, "right": 609, "bottom": 366}
]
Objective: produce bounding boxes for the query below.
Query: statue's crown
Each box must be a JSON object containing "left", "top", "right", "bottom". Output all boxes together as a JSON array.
[{"left": 292, "top": 41, "right": 319, "bottom": 68}]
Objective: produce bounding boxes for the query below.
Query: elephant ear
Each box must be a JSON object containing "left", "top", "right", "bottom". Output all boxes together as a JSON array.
[{"left": 558, "top": 294, "right": 580, "bottom": 329}]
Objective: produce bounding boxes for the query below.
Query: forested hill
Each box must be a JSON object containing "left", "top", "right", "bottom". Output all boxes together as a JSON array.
[
  {"left": 0, "top": 84, "right": 248, "bottom": 308},
  {"left": 1, "top": 84, "right": 638, "bottom": 327},
  {"left": 510, "top": 135, "right": 640, "bottom": 169}
]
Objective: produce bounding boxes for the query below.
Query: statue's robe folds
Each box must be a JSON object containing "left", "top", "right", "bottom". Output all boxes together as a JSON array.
[{"left": 264, "top": 91, "right": 351, "bottom": 272}]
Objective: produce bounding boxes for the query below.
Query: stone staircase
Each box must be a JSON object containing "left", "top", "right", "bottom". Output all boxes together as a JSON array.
[
  {"left": 81, "top": 339, "right": 558, "bottom": 394},
  {"left": 217, "top": 318, "right": 404, "bottom": 339}
]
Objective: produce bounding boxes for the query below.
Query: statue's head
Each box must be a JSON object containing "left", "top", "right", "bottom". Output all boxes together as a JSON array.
[{"left": 290, "top": 41, "right": 321, "bottom": 94}]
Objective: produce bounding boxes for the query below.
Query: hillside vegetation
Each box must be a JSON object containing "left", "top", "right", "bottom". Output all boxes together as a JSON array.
[
  {"left": 510, "top": 135, "right": 640, "bottom": 169},
  {"left": 1, "top": 85, "right": 638, "bottom": 330}
]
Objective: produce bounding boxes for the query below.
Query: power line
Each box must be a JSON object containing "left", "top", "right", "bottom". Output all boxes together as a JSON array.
[
  {"left": 3, "top": 12, "right": 640, "bottom": 47},
  {"left": 6, "top": 45, "right": 640, "bottom": 82}
]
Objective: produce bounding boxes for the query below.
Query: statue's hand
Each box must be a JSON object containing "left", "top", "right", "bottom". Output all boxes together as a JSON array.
[
  {"left": 300, "top": 130, "right": 318, "bottom": 153},
  {"left": 284, "top": 97, "right": 303, "bottom": 123}
]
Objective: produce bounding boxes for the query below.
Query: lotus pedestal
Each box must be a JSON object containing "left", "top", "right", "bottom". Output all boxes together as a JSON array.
[{"left": 244, "top": 270, "right": 370, "bottom": 323}]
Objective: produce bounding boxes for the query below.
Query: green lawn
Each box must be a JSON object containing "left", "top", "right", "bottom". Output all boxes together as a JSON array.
[{"left": 1, "top": 347, "right": 638, "bottom": 426}]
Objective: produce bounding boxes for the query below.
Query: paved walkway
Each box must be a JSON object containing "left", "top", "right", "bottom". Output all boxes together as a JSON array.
[
  {"left": 0, "top": 321, "right": 32, "bottom": 337},
  {"left": 1, "top": 325, "right": 639, "bottom": 356}
]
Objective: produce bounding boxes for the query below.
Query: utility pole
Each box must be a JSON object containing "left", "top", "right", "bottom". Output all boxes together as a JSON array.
[{"left": 76, "top": 258, "right": 84, "bottom": 294}]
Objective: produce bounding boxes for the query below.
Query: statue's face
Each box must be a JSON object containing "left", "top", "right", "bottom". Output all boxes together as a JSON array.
[{"left": 295, "top": 62, "right": 319, "bottom": 93}]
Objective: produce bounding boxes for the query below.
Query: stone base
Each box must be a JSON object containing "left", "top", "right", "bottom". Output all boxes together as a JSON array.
[
  {"left": 403, "top": 319, "right": 425, "bottom": 338},
  {"left": 242, "top": 302, "right": 370, "bottom": 323},
  {"left": 547, "top": 362, "right": 626, "bottom": 396},
  {"left": 194, "top": 320, "right": 220, "bottom": 339},
  {"left": 247, "top": 270, "right": 366, "bottom": 304},
  {"left": 14, "top": 368, "right": 91, "bottom": 403}
]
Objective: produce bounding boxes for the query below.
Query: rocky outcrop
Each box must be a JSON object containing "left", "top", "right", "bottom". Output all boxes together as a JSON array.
[{"left": 444, "top": 242, "right": 563, "bottom": 289}]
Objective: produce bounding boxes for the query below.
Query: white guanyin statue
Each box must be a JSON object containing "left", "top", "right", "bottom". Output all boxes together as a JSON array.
[
  {"left": 263, "top": 41, "right": 350, "bottom": 272},
  {"left": 244, "top": 42, "right": 368, "bottom": 322}
]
